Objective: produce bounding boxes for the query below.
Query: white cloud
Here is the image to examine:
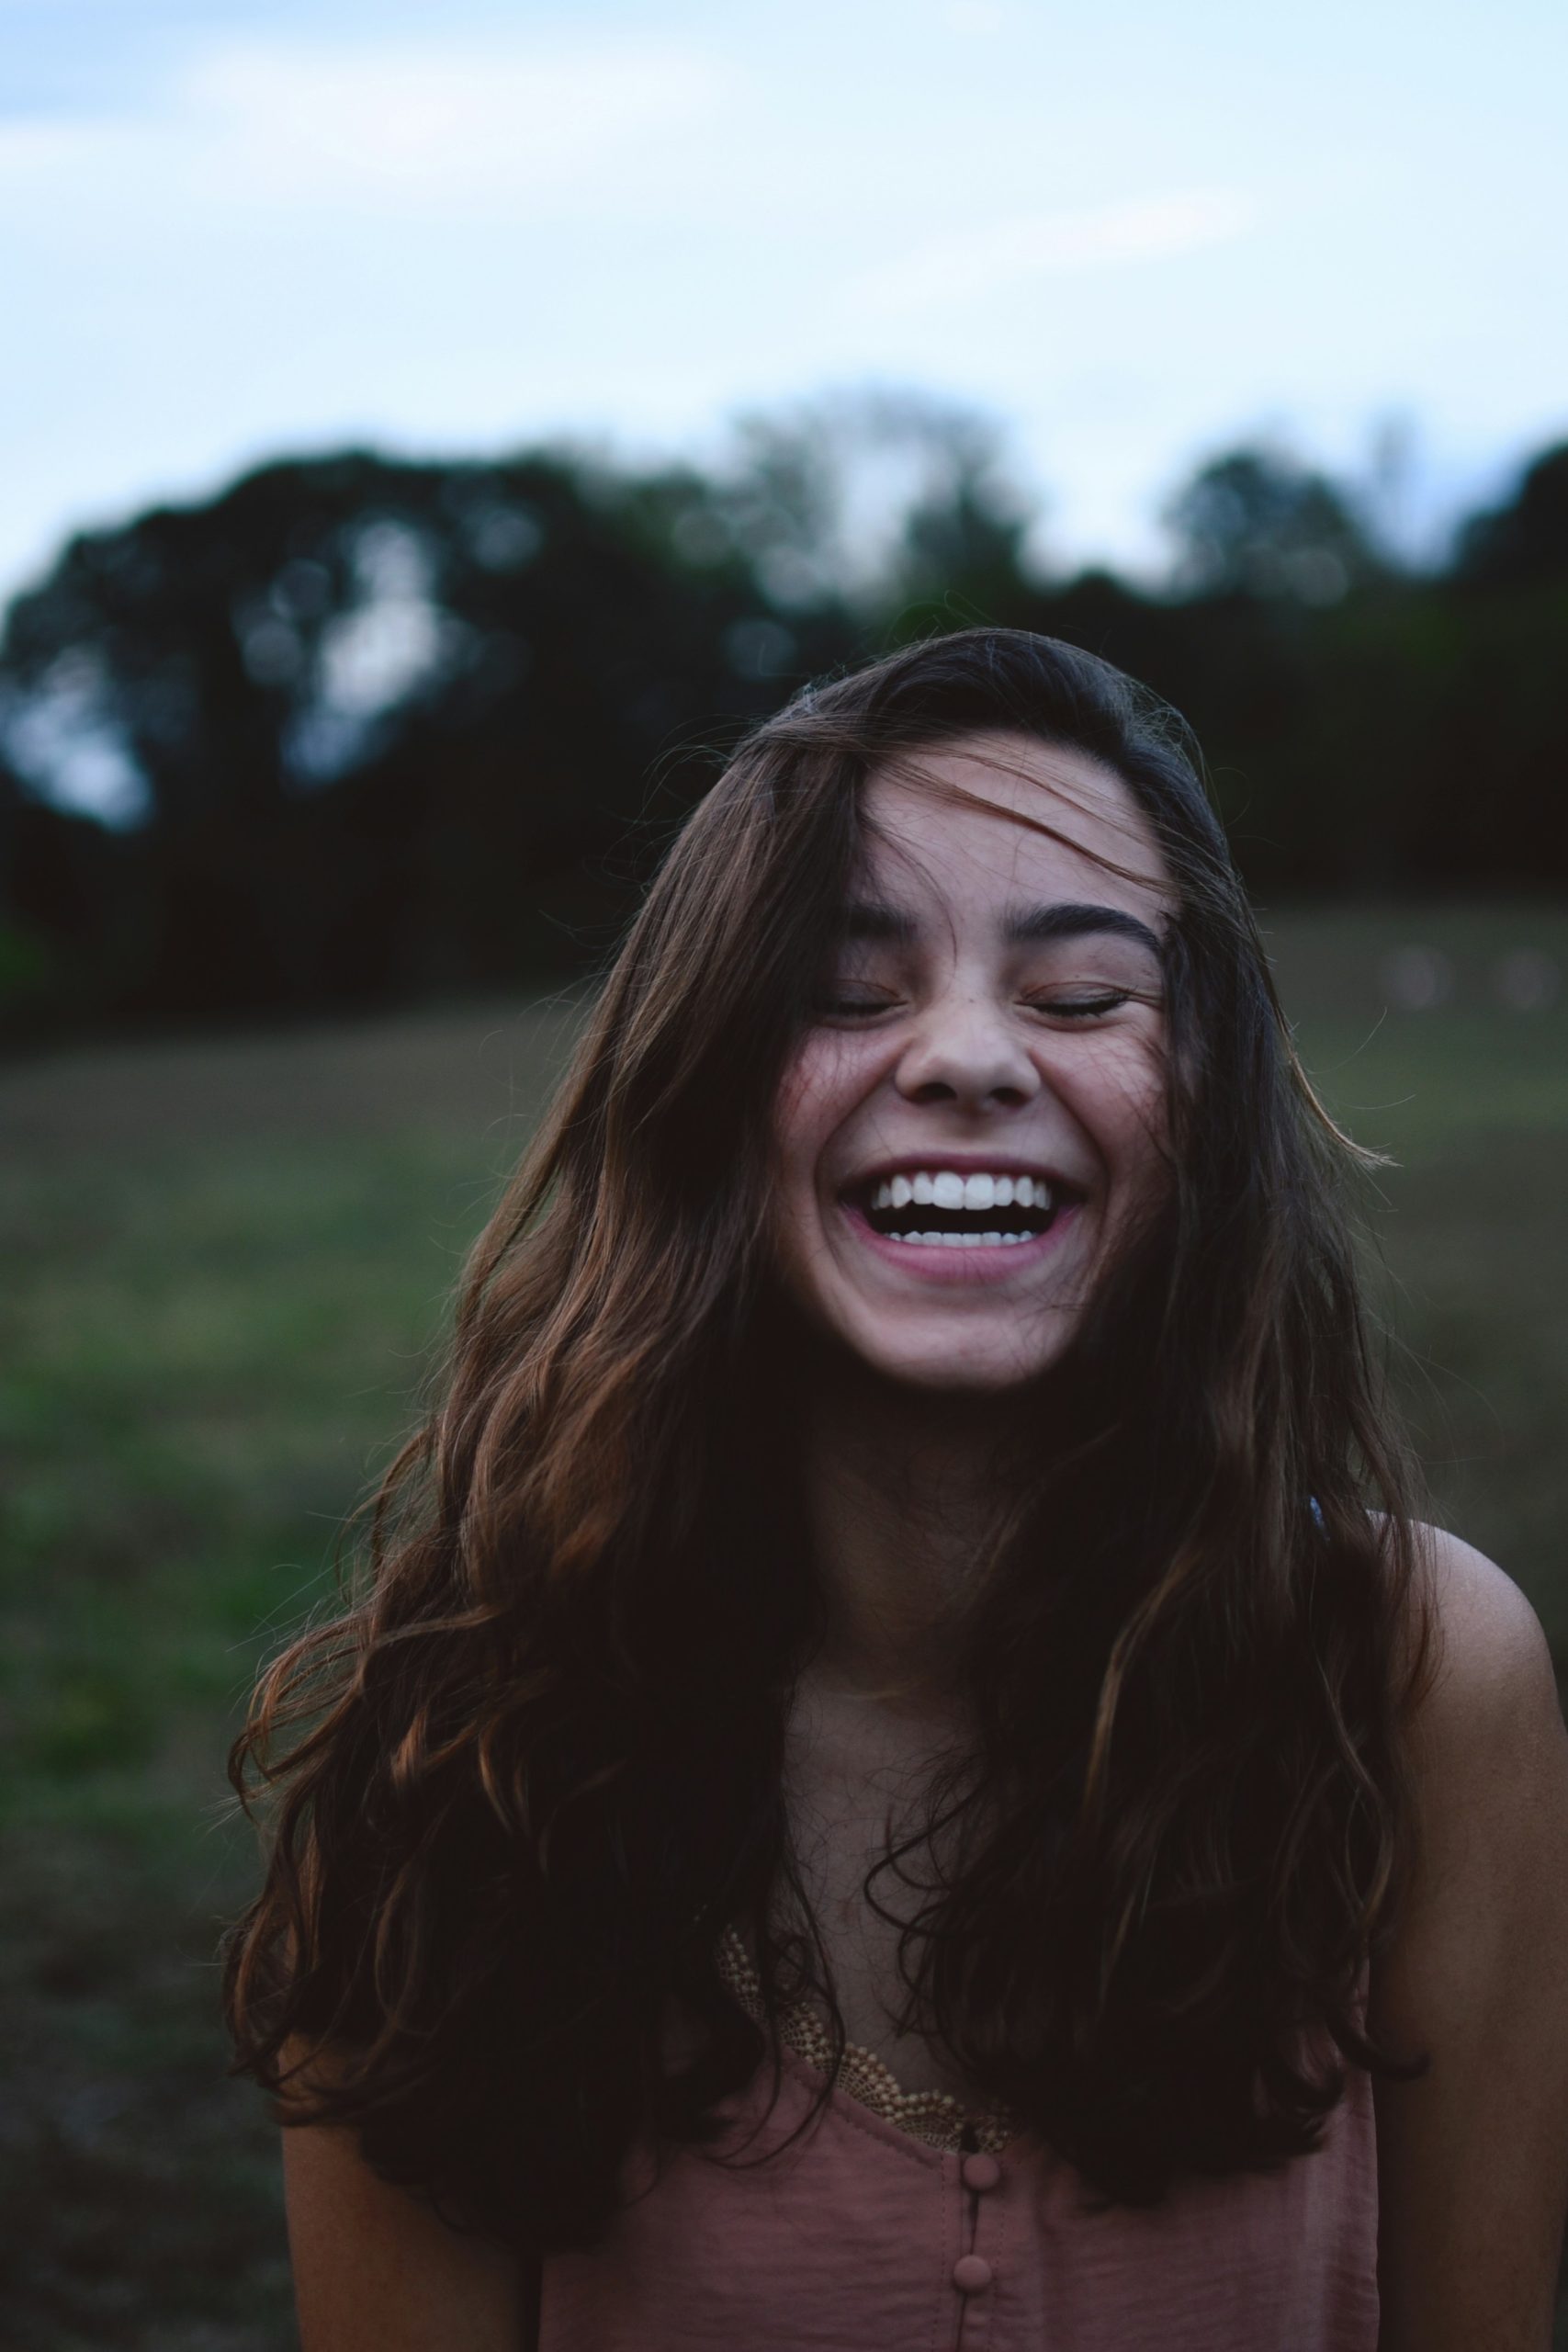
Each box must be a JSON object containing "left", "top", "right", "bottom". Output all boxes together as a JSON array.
[
  {"left": 854, "top": 190, "right": 1257, "bottom": 315},
  {"left": 0, "top": 33, "right": 737, "bottom": 216},
  {"left": 184, "top": 37, "right": 735, "bottom": 209},
  {"left": 0, "top": 0, "right": 1562, "bottom": 611}
]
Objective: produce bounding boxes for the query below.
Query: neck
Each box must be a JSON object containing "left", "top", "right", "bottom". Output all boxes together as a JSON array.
[{"left": 795, "top": 1351, "right": 1012, "bottom": 1707}]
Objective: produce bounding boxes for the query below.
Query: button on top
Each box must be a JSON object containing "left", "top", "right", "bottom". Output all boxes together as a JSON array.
[
  {"left": 961, "top": 2151, "right": 1001, "bottom": 2193},
  {"left": 952, "top": 2254, "right": 994, "bottom": 2295}
]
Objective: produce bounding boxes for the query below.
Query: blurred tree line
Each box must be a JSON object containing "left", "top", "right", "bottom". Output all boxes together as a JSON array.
[{"left": 2, "top": 393, "right": 1565, "bottom": 1042}]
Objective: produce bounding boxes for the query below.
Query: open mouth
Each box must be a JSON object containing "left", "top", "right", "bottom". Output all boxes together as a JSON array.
[{"left": 849, "top": 1168, "right": 1078, "bottom": 1249}]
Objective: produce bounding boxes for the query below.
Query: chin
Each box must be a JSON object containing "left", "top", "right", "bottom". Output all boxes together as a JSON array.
[{"left": 848, "top": 1327, "right": 1071, "bottom": 1398}]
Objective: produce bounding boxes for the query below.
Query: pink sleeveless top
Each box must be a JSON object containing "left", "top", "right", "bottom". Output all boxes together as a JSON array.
[{"left": 536, "top": 1939, "right": 1381, "bottom": 2351}]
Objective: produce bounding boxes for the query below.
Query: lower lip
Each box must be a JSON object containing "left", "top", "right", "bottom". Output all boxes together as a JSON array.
[{"left": 838, "top": 1198, "right": 1082, "bottom": 1285}]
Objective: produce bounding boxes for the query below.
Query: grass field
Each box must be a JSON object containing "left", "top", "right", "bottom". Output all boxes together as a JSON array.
[{"left": 2, "top": 902, "right": 1566, "bottom": 2349}]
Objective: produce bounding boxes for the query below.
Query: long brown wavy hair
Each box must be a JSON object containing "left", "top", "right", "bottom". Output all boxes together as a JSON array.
[{"left": 222, "top": 626, "right": 1436, "bottom": 2252}]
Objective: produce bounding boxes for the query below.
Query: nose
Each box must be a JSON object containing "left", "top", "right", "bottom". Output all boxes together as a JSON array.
[{"left": 893, "top": 987, "right": 1042, "bottom": 1111}]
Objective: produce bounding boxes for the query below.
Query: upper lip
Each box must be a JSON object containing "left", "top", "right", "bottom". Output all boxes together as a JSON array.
[{"left": 840, "top": 1151, "right": 1088, "bottom": 1198}]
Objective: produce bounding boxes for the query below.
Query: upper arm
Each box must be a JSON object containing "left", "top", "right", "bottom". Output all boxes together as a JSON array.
[
  {"left": 1371, "top": 1526, "right": 1568, "bottom": 2351},
  {"left": 279, "top": 2041, "right": 525, "bottom": 2352}
]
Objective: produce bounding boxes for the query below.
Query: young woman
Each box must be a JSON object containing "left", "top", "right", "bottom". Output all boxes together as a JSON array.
[{"left": 224, "top": 628, "right": 1568, "bottom": 2350}]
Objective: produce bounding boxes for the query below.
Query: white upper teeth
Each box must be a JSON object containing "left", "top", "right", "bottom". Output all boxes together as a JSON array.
[{"left": 870, "top": 1170, "right": 1053, "bottom": 1212}]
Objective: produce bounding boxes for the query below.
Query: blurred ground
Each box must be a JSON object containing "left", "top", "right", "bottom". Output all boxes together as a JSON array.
[{"left": 1, "top": 906, "right": 1565, "bottom": 2349}]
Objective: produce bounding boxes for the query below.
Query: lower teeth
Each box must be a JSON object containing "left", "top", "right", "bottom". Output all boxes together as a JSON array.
[{"left": 886, "top": 1229, "right": 1037, "bottom": 1247}]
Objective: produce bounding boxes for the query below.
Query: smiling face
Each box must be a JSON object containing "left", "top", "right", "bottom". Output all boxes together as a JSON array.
[{"left": 767, "top": 729, "right": 1179, "bottom": 1395}]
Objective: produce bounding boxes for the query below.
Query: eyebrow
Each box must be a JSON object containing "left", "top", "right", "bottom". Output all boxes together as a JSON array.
[{"left": 839, "top": 898, "right": 1166, "bottom": 960}]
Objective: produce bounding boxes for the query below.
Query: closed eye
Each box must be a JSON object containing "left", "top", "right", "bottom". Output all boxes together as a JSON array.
[
  {"left": 816, "top": 993, "right": 899, "bottom": 1018},
  {"left": 1025, "top": 990, "right": 1138, "bottom": 1019},
  {"left": 817, "top": 987, "right": 1157, "bottom": 1021}
]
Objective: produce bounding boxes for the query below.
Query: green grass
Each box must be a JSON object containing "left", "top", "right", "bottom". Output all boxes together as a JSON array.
[
  {"left": 2, "top": 911, "right": 1566, "bottom": 2349},
  {"left": 0, "top": 996, "right": 584, "bottom": 2352},
  {"left": 1264, "top": 902, "right": 1568, "bottom": 1652}
]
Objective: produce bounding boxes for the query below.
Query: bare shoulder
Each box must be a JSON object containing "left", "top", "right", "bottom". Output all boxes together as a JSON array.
[
  {"left": 1414, "top": 1519, "right": 1548, "bottom": 1656},
  {"left": 1369, "top": 1523, "right": 1568, "bottom": 2349},
  {"left": 1377, "top": 1517, "right": 1568, "bottom": 2007},
  {"left": 1400, "top": 1521, "right": 1563, "bottom": 1772}
]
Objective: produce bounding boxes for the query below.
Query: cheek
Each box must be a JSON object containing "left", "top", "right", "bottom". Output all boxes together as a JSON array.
[
  {"left": 1066, "top": 1039, "right": 1171, "bottom": 1180},
  {"left": 1113, "top": 1074, "right": 1174, "bottom": 1208},
  {"left": 769, "top": 1034, "right": 871, "bottom": 1188},
  {"left": 768, "top": 1057, "right": 821, "bottom": 1198},
  {"left": 765, "top": 1056, "right": 839, "bottom": 1261}
]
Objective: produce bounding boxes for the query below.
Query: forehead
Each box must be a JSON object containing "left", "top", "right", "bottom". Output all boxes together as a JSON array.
[{"left": 854, "top": 729, "right": 1173, "bottom": 922}]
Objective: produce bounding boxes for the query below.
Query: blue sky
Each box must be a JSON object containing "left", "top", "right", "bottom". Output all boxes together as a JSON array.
[{"left": 2, "top": 0, "right": 1565, "bottom": 605}]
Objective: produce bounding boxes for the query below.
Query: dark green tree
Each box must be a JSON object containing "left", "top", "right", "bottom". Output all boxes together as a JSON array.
[
  {"left": 6, "top": 409, "right": 1568, "bottom": 1043},
  {"left": 1164, "top": 447, "right": 1382, "bottom": 605},
  {"left": 1456, "top": 445, "right": 1568, "bottom": 586},
  {"left": 0, "top": 449, "right": 818, "bottom": 1021}
]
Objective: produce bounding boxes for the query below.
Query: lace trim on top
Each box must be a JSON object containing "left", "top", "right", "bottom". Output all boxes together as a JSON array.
[{"left": 716, "top": 1928, "right": 1017, "bottom": 2155}]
